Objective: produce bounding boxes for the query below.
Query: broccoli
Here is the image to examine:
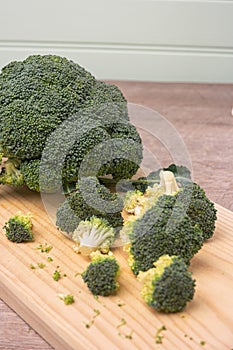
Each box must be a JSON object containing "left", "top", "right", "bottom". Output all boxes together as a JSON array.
[
  {"left": 0, "top": 158, "right": 24, "bottom": 186},
  {"left": 125, "top": 194, "right": 204, "bottom": 275},
  {"left": 175, "top": 183, "right": 217, "bottom": 240},
  {"left": 58, "top": 294, "right": 75, "bottom": 305},
  {"left": 56, "top": 176, "right": 123, "bottom": 236},
  {"left": 3, "top": 213, "right": 33, "bottom": 243},
  {"left": 81, "top": 251, "right": 120, "bottom": 296},
  {"left": 132, "top": 164, "right": 191, "bottom": 193},
  {"left": 72, "top": 216, "right": 115, "bottom": 256},
  {"left": 138, "top": 255, "right": 195, "bottom": 313},
  {"left": 0, "top": 55, "right": 142, "bottom": 191}
]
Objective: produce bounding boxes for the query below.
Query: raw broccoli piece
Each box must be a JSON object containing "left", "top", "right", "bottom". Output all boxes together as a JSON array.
[
  {"left": 123, "top": 190, "right": 146, "bottom": 216},
  {"left": 0, "top": 55, "right": 142, "bottom": 192},
  {"left": 72, "top": 216, "right": 115, "bottom": 256},
  {"left": 126, "top": 195, "right": 204, "bottom": 275},
  {"left": 132, "top": 164, "right": 191, "bottom": 193},
  {"left": 56, "top": 177, "right": 124, "bottom": 236},
  {"left": 3, "top": 213, "right": 33, "bottom": 243},
  {"left": 175, "top": 183, "right": 217, "bottom": 240},
  {"left": 137, "top": 255, "right": 195, "bottom": 313},
  {"left": 82, "top": 251, "right": 120, "bottom": 296},
  {"left": 0, "top": 158, "right": 24, "bottom": 186}
]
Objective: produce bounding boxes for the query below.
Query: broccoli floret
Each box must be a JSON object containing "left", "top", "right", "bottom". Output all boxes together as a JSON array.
[
  {"left": 127, "top": 195, "right": 204, "bottom": 275},
  {"left": 56, "top": 177, "right": 124, "bottom": 235},
  {"left": 82, "top": 251, "right": 120, "bottom": 296},
  {"left": 72, "top": 216, "right": 115, "bottom": 256},
  {"left": 0, "top": 158, "right": 24, "bottom": 186},
  {"left": 137, "top": 255, "right": 195, "bottom": 313},
  {"left": 0, "top": 55, "right": 142, "bottom": 192},
  {"left": 175, "top": 183, "right": 217, "bottom": 240},
  {"left": 3, "top": 213, "right": 33, "bottom": 243}
]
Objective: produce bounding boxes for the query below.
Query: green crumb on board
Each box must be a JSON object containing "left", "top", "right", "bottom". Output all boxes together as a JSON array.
[
  {"left": 155, "top": 325, "right": 166, "bottom": 344},
  {"left": 58, "top": 294, "right": 75, "bottom": 305},
  {"left": 84, "top": 309, "right": 100, "bottom": 329},
  {"left": 37, "top": 262, "right": 46, "bottom": 269},
  {"left": 35, "top": 244, "right": 53, "bottom": 253},
  {"left": 53, "top": 269, "right": 61, "bottom": 281}
]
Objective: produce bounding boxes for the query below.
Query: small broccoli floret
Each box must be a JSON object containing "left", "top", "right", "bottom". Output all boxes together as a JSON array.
[
  {"left": 56, "top": 177, "right": 123, "bottom": 236},
  {"left": 72, "top": 216, "right": 115, "bottom": 256},
  {"left": 82, "top": 251, "right": 120, "bottom": 296},
  {"left": 137, "top": 255, "right": 195, "bottom": 313},
  {"left": 0, "top": 159, "right": 24, "bottom": 186},
  {"left": 3, "top": 213, "right": 33, "bottom": 243},
  {"left": 127, "top": 195, "right": 204, "bottom": 274},
  {"left": 175, "top": 183, "right": 217, "bottom": 240}
]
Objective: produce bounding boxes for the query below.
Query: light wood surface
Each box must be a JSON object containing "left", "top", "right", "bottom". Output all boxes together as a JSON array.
[
  {"left": 0, "top": 184, "right": 233, "bottom": 350},
  {"left": 0, "top": 81, "right": 233, "bottom": 349}
]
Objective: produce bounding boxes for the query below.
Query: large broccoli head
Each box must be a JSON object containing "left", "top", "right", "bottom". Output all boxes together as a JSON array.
[{"left": 0, "top": 55, "right": 142, "bottom": 191}]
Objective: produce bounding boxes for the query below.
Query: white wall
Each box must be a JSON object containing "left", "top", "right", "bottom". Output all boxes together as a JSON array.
[{"left": 0, "top": 0, "right": 233, "bottom": 82}]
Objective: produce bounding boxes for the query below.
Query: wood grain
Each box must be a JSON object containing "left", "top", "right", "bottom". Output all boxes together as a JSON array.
[
  {"left": 1, "top": 81, "right": 233, "bottom": 349},
  {"left": 0, "top": 183, "right": 233, "bottom": 350}
]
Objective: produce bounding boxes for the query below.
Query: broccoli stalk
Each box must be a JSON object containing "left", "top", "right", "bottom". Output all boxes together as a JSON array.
[
  {"left": 3, "top": 213, "right": 33, "bottom": 243},
  {"left": 0, "top": 158, "right": 24, "bottom": 186},
  {"left": 72, "top": 216, "right": 115, "bottom": 256},
  {"left": 82, "top": 251, "right": 120, "bottom": 296},
  {"left": 137, "top": 255, "right": 195, "bottom": 313}
]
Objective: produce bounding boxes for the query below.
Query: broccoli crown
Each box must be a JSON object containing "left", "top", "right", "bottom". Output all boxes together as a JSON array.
[
  {"left": 138, "top": 255, "right": 195, "bottom": 313},
  {"left": 56, "top": 177, "right": 124, "bottom": 235},
  {"left": 81, "top": 251, "right": 120, "bottom": 296},
  {"left": 72, "top": 216, "right": 115, "bottom": 256},
  {"left": 0, "top": 55, "right": 142, "bottom": 191},
  {"left": 175, "top": 183, "right": 217, "bottom": 240},
  {"left": 128, "top": 195, "right": 204, "bottom": 275},
  {"left": 0, "top": 55, "right": 95, "bottom": 159},
  {"left": 3, "top": 213, "right": 33, "bottom": 243},
  {"left": 0, "top": 158, "right": 24, "bottom": 186}
]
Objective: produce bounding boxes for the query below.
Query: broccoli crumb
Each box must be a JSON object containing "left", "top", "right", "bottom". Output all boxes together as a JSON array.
[
  {"left": 155, "top": 325, "right": 166, "bottom": 344},
  {"left": 30, "top": 264, "right": 36, "bottom": 269},
  {"left": 125, "top": 331, "right": 133, "bottom": 340},
  {"left": 117, "top": 302, "right": 126, "bottom": 307},
  {"left": 117, "top": 318, "right": 127, "bottom": 329},
  {"left": 200, "top": 341, "right": 206, "bottom": 346},
  {"left": 47, "top": 257, "right": 53, "bottom": 262},
  {"left": 84, "top": 309, "right": 100, "bottom": 328},
  {"left": 37, "top": 262, "right": 46, "bottom": 269},
  {"left": 58, "top": 294, "right": 75, "bottom": 305},
  {"left": 53, "top": 269, "right": 61, "bottom": 281},
  {"left": 35, "top": 244, "right": 53, "bottom": 253}
]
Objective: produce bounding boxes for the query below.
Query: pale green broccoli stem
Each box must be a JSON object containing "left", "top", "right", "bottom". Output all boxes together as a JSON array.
[
  {"left": 0, "top": 158, "right": 24, "bottom": 186},
  {"left": 159, "top": 170, "right": 179, "bottom": 195},
  {"left": 72, "top": 217, "right": 115, "bottom": 256}
]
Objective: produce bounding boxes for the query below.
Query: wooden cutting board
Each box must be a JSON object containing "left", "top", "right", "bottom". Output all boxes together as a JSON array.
[{"left": 0, "top": 185, "right": 233, "bottom": 350}]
